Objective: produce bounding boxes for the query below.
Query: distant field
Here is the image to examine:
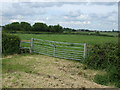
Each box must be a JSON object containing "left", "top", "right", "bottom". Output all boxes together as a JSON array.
[
  {"left": 72, "top": 31, "right": 118, "bottom": 36},
  {"left": 100, "top": 32, "right": 118, "bottom": 36},
  {"left": 14, "top": 34, "right": 118, "bottom": 45}
]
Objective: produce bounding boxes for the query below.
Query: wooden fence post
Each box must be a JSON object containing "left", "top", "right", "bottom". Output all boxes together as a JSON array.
[
  {"left": 30, "top": 38, "right": 34, "bottom": 53},
  {"left": 83, "top": 43, "right": 87, "bottom": 59}
]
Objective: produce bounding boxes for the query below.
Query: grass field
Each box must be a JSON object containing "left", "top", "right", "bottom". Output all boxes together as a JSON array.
[
  {"left": 100, "top": 32, "right": 118, "bottom": 36},
  {"left": 2, "top": 54, "right": 113, "bottom": 88},
  {"left": 15, "top": 33, "right": 118, "bottom": 61},
  {"left": 71, "top": 31, "right": 118, "bottom": 37},
  {"left": 2, "top": 33, "right": 118, "bottom": 88},
  {"left": 8, "top": 31, "right": 119, "bottom": 37},
  {"left": 16, "top": 34, "right": 118, "bottom": 60},
  {"left": 14, "top": 34, "right": 118, "bottom": 45}
]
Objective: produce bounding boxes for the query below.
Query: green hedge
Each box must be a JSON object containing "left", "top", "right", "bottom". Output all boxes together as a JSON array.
[
  {"left": 2, "top": 32, "right": 21, "bottom": 55},
  {"left": 83, "top": 42, "right": 120, "bottom": 87},
  {"left": 84, "top": 43, "right": 119, "bottom": 69}
]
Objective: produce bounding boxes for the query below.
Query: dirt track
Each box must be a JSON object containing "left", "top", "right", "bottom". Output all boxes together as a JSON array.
[{"left": 2, "top": 55, "right": 113, "bottom": 88}]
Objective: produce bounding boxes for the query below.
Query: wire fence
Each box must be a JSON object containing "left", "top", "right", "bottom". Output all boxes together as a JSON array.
[{"left": 20, "top": 38, "right": 87, "bottom": 61}]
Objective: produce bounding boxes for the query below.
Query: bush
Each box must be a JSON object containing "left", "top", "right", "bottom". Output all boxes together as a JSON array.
[
  {"left": 2, "top": 32, "right": 21, "bottom": 55},
  {"left": 83, "top": 42, "right": 120, "bottom": 87},
  {"left": 84, "top": 43, "right": 119, "bottom": 69},
  {"left": 107, "top": 65, "right": 120, "bottom": 81},
  {"left": 94, "top": 74, "right": 109, "bottom": 85},
  {"left": 94, "top": 66, "right": 120, "bottom": 88}
]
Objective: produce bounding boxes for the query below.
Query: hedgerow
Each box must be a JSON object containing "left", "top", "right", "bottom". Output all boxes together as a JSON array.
[
  {"left": 83, "top": 42, "right": 120, "bottom": 87},
  {"left": 2, "top": 32, "right": 21, "bottom": 55}
]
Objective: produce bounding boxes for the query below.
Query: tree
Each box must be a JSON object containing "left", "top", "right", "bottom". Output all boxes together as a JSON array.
[
  {"left": 48, "top": 25, "right": 55, "bottom": 32},
  {"left": 32, "top": 22, "right": 48, "bottom": 32},
  {"left": 20, "top": 22, "right": 32, "bottom": 31},
  {"left": 54, "top": 24, "right": 63, "bottom": 32},
  {"left": 4, "top": 22, "right": 20, "bottom": 31},
  {"left": 49, "top": 24, "right": 63, "bottom": 33}
]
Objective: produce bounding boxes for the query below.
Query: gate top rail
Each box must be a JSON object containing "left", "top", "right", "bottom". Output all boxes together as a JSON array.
[{"left": 33, "top": 38, "right": 85, "bottom": 45}]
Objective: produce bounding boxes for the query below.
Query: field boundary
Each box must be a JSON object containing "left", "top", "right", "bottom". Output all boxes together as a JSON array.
[{"left": 20, "top": 38, "right": 87, "bottom": 61}]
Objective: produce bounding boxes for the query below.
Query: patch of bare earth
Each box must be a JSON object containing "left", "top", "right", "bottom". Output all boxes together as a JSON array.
[{"left": 2, "top": 55, "right": 113, "bottom": 88}]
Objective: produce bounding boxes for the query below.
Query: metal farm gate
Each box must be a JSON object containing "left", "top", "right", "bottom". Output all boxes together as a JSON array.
[{"left": 21, "top": 38, "right": 87, "bottom": 61}]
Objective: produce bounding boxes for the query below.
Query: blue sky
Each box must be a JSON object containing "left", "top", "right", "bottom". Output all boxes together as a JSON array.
[{"left": 1, "top": 2, "right": 118, "bottom": 31}]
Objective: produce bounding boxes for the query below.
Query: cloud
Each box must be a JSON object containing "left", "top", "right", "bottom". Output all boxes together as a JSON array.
[
  {"left": 10, "top": 19, "right": 20, "bottom": 23},
  {"left": 76, "top": 15, "right": 88, "bottom": 19},
  {"left": 90, "top": 2, "right": 117, "bottom": 6},
  {"left": 1, "top": 2, "right": 118, "bottom": 30},
  {"left": 59, "top": 21, "right": 91, "bottom": 25},
  {"left": 21, "top": 2, "right": 65, "bottom": 8},
  {"left": 9, "top": 2, "right": 117, "bottom": 9},
  {"left": 89, "top": 11, "right": 118, "bottom": 23},
  {"left": 63, "top": 10, "right": 89, "bottom": 23},
  {"left": 2, "top": 2, "right": 46, "bottom": 17}
]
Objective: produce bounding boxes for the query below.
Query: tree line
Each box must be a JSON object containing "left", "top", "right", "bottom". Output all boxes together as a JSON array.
[
  {"left": 1, "top": 22, "right": 118, "bottom": 33},
  {"left": 2, "top": 22, "right": 76, "bottom": 33}
]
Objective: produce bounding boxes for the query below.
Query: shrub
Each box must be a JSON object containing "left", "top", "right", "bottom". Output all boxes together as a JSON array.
[
  {"left": 83, "top": 42, "right": 120, "bottom": 87},
  {"left": 94, "top": 74, "right": 109, "bottom": 85},
  {"left": 107, "top": 65, "right": 120, "bottom": 87},
  {"left": 94, "top": 66, "right": 120, "bottom": 88},
  {"left": 2, "top": 32, "right": 21, "bottom": 55},
  {"left": 84, "top": 43, "right": 119, "bottom": 69}
]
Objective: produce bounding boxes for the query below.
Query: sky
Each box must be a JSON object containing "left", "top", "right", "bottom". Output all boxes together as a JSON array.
[{"left": 1, "top": 2, "right": 118, "bottom": 31}]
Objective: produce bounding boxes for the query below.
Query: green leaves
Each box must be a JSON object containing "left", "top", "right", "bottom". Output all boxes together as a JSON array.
[
  {"left": 2, "top": 32, "right": 21, "bottom": 55},
  {"left": 20, "top": 22, "right": 32, "bottom": 31},
  {"left": 32, "top": 22, "right": 48, "bottom": 32},
  {"left": 83, "top": 42, "right": 120, "bottom": 87},
  {"left": 84, "top": 43, "right": 119, "bottom": 69},
  {"left": 94, "top": 74, "right": 109, "bottom": 85}
]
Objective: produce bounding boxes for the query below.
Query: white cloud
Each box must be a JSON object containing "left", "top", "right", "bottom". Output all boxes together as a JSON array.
[
  {"left": 1, "top": 2, "right": 118, "bottom": 30},
  {"left": 46, "top": 17, "right": 49, "bottom": 20},
  {"left": 59, "top": 21, "right": 91, "bottom": 25},
  {"left": 63, "top": 16, "right": 69, "bottom": 19},
  {"left": 76, "top": 15, "right": 88, "bottom": 20},
  {"left": 0, "top": 0, "right": 119, "bottom": 2},
  {"left": 9, "top": 19, "right": 20, "bottom": 23},
  {"left": 33, "top": 20, "right": 45, "bottom": 23}
]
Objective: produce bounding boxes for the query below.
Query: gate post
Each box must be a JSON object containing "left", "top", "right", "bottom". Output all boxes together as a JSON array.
[
  {"left": 54, "top": 41, "right": 56, "bottom": 57},
  {"left": 83, "top": 43, "right": 87, "bottom": 59},
  {"left": 30, "top": 38, "right": 34, "bottom": 53}
]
